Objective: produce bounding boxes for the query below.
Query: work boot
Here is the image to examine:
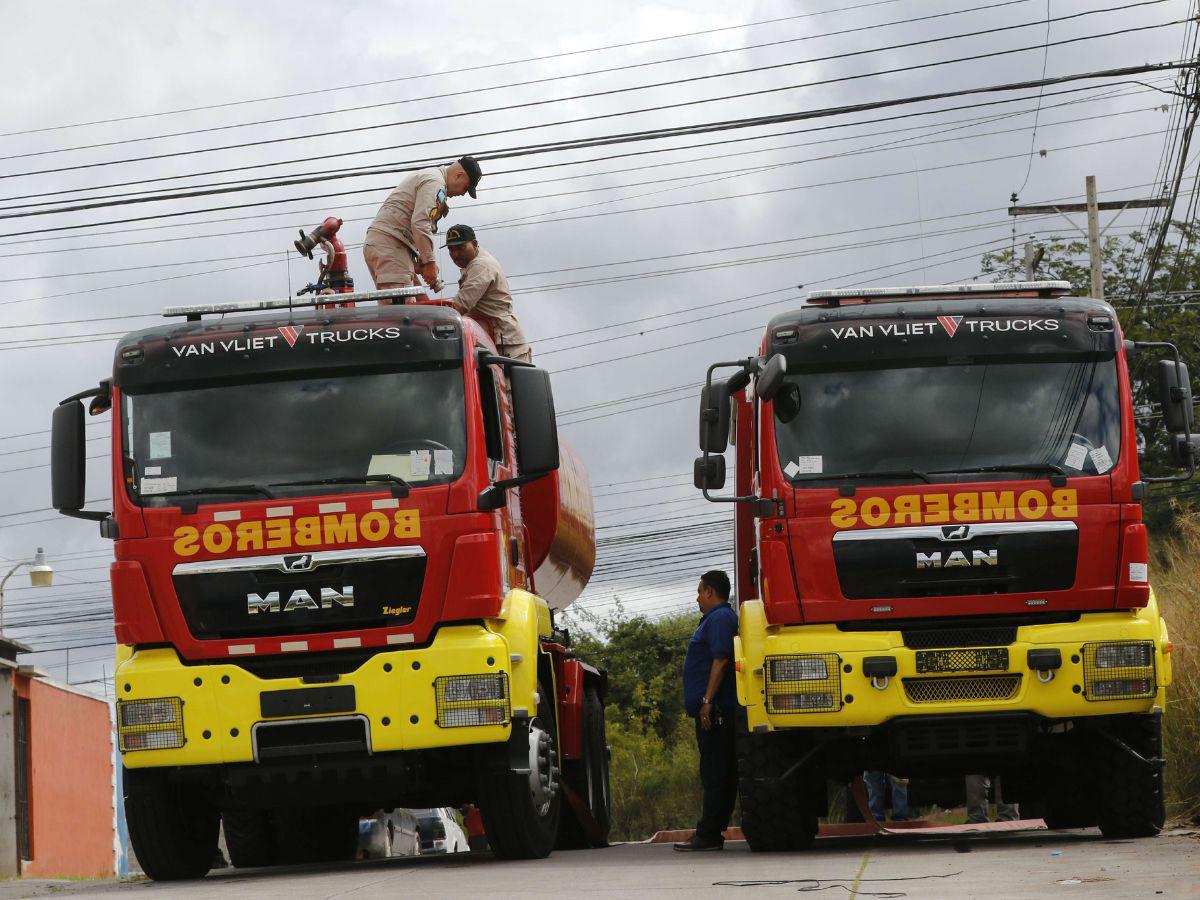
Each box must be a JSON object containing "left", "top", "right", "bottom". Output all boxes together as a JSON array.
[{"left": 673, "top": 833, "right": 724, "bottom": 851}]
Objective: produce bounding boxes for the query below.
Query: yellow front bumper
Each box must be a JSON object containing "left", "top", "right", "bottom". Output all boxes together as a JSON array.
[
  {"left": 735, "top": 595, "right": 1172, "bottom": 732},
  {"left": 116, "top": 589, "right": 548, "bottom": 769}
]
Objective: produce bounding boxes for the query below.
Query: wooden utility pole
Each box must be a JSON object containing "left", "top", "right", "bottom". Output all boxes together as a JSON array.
[
  {"left": 1009, "top": 177, "right": 1169, "bottom": 299},
  {"left": 1085, "top": 175, "right": 1103, "bottom": 299}
]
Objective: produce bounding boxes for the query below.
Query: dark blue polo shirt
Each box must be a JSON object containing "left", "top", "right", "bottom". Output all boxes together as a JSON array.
[{"left": 683, "top": 602, "right": 738, "bottom": 716}]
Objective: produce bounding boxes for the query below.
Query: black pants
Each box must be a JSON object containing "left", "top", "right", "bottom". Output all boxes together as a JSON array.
[{"left": 695, "top": 709, "right": 738, "bottom": 840}]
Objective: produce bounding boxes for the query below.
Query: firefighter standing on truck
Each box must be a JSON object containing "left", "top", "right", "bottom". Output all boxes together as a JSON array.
[
  {"left": 363, "top": 156, "right": 483, "bottom": 299},
  {"left": 444, "top": 224, "right": 532, "bottom": 363}
]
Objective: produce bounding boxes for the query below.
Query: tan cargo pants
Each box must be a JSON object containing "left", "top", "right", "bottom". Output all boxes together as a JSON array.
[{"left": 363, "top": 229, "right": 419, "bottom": 290}]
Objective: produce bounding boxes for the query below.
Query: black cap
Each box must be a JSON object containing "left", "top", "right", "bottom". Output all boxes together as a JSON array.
[
  {"left": 443, "top": 224, "right": 477, "bottom": 248},
  {"left": 458, "top": 155, "right": 482, "bottom": 198}
]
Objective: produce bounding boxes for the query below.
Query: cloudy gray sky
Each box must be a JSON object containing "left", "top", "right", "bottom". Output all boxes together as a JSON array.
[{"left": 1, "top": 0, "right": 1192, "bottom": 692}]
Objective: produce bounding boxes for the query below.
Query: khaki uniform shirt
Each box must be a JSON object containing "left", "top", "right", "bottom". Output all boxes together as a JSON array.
[
  {"left": 452, "top": 249, "right": 530, "bottom": 358},
  {"left": 367, "top": 166, "right": 448, "bottom": 264}
]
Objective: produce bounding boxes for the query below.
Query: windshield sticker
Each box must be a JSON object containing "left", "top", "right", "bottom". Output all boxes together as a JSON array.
[
  {"left": 830, "top": 489, "right": 1078, "bottom": 528},
  {"left": 795, "top": 455, "right": 823, "bottom": 474},
  {"left": 141, "top": 475, "right": 178, "bottom": 495},
  {"left": 434, "top": 448, "right": 454, "bottom": 475},
  {"left": 144, "top": 465, "right": 162, "bottom": 476},
  {"left": 1089, "top": 445, "right": 1114, "bottom": 473},
  {"left": 409, "top": 450, "right": 432, "bottom": 478},
  {"left": 784, "top": 461, "right": 801, "bottom": 478},
  {"left": 1064, "top": 443, "right": 1088, "bottom": 470},
  {"left": 148, "top": 431, "right": 172, "bottom": 459},
  {"left": 828, "top": 318, "right": 1060, "bottom": 340},
  {"left": 173, "top": 509, "right": 421, "bottom": 557}
]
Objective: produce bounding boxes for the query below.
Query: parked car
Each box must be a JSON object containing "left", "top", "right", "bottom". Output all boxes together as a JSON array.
[
  {"left": 413, "top": 808, "right": 468, "bottom": 854},
  {"left": 358, "top": 808, "right": 421, "bottom": 859}
]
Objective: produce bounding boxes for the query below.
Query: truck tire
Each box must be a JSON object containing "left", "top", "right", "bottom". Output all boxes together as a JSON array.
[
  {"left": 478, "top": 680, "right": 561, "bottom": 859},
  {"left": 737, "top": 731, "right": 819, "bottom": 852},
  {"left": 222, "top": 809, "right": 280, "bottom": 868},
  {"left": 124, "top": 767, "right": 219, "bottom": 881},
  {"left": 1095, "top": 714, "right": 1165, "bottom": 839},
  {"left": 556, "top": 686, "right": 611, "bottom": 849}
]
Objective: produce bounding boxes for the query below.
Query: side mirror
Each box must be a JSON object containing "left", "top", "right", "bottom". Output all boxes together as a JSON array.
[
  {"left": 773, "top": 383, "right": 802, "bottom": 423},
  {"left": 51, "top": 400, "right": 86, "bottom": 514},
  {"left": 756, "top": 353, "right": 788, "bottom": 402},
  {"left": 694, "top": 455, "right": 726, "bottom": 490},
  {"left": 509, "top": 366, "right": 559, "bottom": 478},
  {"left": 1157, "top": 359, "right": 1193, "bottom": 434},
  {"left": 699, "top": 379, "right": 732, "bottom": 453}
]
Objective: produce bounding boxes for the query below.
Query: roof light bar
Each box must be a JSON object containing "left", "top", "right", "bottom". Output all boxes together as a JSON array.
[
  {"left": 805, "top": 281, "right": 1072, "bottom": 306},
  {"left": 163, "top": 287, "right": 429, "bottom": 319}
]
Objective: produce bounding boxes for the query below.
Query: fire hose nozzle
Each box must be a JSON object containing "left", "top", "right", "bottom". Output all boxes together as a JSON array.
[{"left": 294, "top": 216, "right": 344, "bottom": 259}]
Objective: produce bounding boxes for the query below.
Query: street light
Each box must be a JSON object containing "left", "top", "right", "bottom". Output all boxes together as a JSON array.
[{"left": 0, "top": 548, "right": 53, "bottom": 634}]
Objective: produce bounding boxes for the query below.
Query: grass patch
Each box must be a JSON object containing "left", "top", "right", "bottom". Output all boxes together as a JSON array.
[{"left": 1152, "top": 514, "right": 1200, "bottom": 823}]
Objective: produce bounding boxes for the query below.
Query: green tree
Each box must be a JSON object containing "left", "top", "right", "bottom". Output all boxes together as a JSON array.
[{"left": 569, "top": 606, "right": 696, "bottom": 739}]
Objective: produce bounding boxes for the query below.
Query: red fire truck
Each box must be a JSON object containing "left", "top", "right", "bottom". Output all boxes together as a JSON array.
[
  {"left": 695, "top": 281, "right": 1185, "bottom": 848},
  {"left": 51, "top": 288, "right": 610, "bottom": 880}
]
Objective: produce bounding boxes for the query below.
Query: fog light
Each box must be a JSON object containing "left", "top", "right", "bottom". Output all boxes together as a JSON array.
[
  {"left": 768, "top": 655, "right": 830, "bottom": 682},
  {"left": 772, "top": 692, "right": 836, "bottom": 711},
  {"left": 117, "top": 697, "right": 184, "bottom": 751},
  {"left": 1091, "top": 678, "right": 1154, "bottom": 699},
  {"left": 435, "top": 673, "right": 510, "bottom": 728}
]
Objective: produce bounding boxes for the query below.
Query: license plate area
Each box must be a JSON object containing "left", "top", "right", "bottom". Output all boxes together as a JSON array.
[
  {"left": 260, "top": 684, "right": 356, "bottom": 718},
  {"left": 915, "top": 647, "right": 1009, "bottom": 674}
]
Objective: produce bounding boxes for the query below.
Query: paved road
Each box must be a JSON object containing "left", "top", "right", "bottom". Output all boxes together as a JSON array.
[{"left": 8, "top": 828, "right": 1199, "bottom": 899}]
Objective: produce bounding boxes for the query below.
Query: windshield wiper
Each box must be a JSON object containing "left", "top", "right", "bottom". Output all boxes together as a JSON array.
[
  {"left": 792, "top": 469, "right": 932, "bottom": 484},
  {"left": 270, "top": 475, "right": 412, "bottom": 493},
  {"left": 926, "top": 463, "right": 1066, "bottom": 480},
  {"left": 158, "top": 484, "right": 276, "bottom": 499}
]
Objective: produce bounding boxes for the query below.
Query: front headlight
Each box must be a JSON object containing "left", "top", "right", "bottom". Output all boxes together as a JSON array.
[
  {"left": 764, "top": 654, "right": 841, "bottom": 713},
  {"left": 435, "top": 673, "right": 510, "bottom": 728},
  {"left": 1083, "top": 641, "right": 1156, "bottom": 702},
  {"left": 117, "top": 697, "right": 185, "bottom": 751}
]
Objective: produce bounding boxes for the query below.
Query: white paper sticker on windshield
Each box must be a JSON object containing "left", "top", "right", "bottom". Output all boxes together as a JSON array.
[
  {"left": 148, "top": 431, "right": 172, "bottom": 459},
  {"left": 784, "top": 461, "right": 801, "bottom": 478},
  {"left": 1089, "top": 445, "right": 1114, "bottom": 473},
  {"left": 1064, "top": 443, "right": 1088, "bottom": 470},
  {"left": 144, "top": 465, "right": 162, "bottom": 476},
  {"left": 409, "top": 450, "right": 432, "bottom": 478},
  {"left": 796, "top": 455, "right": 823, "bottom": 474},
  {"left": 141, "top": 476, "right": 177, "bottom": 495},
  {"left": 434, "top": 449, "right": 453, "bottom": 475}
]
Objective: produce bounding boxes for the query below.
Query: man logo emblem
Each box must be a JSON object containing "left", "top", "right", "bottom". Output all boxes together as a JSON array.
[
  {"left": 941, "top": 525, "right": 971, "bottom": 541},
  {"left": 282, "top": 553, "right": 315, "bottom": 572}
]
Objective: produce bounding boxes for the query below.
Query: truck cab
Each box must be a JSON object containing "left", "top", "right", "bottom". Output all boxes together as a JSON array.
[{"left": 696, "top": 282, "right": 1186, "bottom": 849}]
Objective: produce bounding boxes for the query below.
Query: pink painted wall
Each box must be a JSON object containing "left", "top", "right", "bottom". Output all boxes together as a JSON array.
[{"left": 21, "top": 678, "right": 113, "bottom": 878}]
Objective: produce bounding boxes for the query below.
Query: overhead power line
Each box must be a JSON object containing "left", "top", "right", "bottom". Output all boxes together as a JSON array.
[
  {"left": 2, "top": 0, "right": 1043, "bottom": 161},
  {"left": 0, "top": 13, "right": 1184, "bottom": 188},
  {"left": 0, "top": 0, "right": 909, "bottom": 139}
]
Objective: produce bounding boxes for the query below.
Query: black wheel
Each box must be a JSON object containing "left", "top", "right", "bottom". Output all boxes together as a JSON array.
[
  {"left": 223, "top": 809, "right": 280, "bottom": 868},
  {"left": 556, "top": 686, "right": 611, "bottom": 849},
  {"left": 477, "top": 679, "right": 561, "bottom": 859},
  {"left": 124, "top": 767, "right": 219, "bottom": 881},
  {"left": 1095, "top": 714, "right": 1165, "bottom": 839},
  {"left": 737, "top": 731, "right": 819, "bottom": 852}
]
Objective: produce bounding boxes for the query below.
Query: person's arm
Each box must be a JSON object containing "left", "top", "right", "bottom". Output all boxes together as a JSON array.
[
  {"left": 451, "top": 261, "right": 493, "bottom": 314},
  {"left": 698, "top": 659, "right": 730, "bottom": 731},
  {"left": 410, "top": 174, "right": 441, "bottom": 265}
]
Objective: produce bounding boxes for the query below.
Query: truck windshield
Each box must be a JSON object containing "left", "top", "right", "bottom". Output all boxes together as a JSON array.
[
  {"left": 122, "top": 364, "right": 467, "bottom": 504},
  {"left": 774, "top": 353, "right": 1121, "bottom": 484}
]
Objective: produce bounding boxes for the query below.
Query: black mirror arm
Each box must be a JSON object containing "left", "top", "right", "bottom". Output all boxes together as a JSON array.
[
  {"left": 477, "top": 471, "right": 552, "bottom": 510},
  {"left": 698, "top": 357, "right": 781, "bottom": 516},
  {"left": 476, "top": 350, "right": 536, "bottom": 369}
]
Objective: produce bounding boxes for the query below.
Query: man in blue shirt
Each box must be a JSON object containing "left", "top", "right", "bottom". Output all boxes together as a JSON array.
[{"left": 675, "top": 570, "right": 739, "bottom": 851}]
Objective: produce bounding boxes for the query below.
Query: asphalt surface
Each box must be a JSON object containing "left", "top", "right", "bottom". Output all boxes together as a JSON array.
[{"left": 7, "top": 828, "right": 1198, "bottom": 899}]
